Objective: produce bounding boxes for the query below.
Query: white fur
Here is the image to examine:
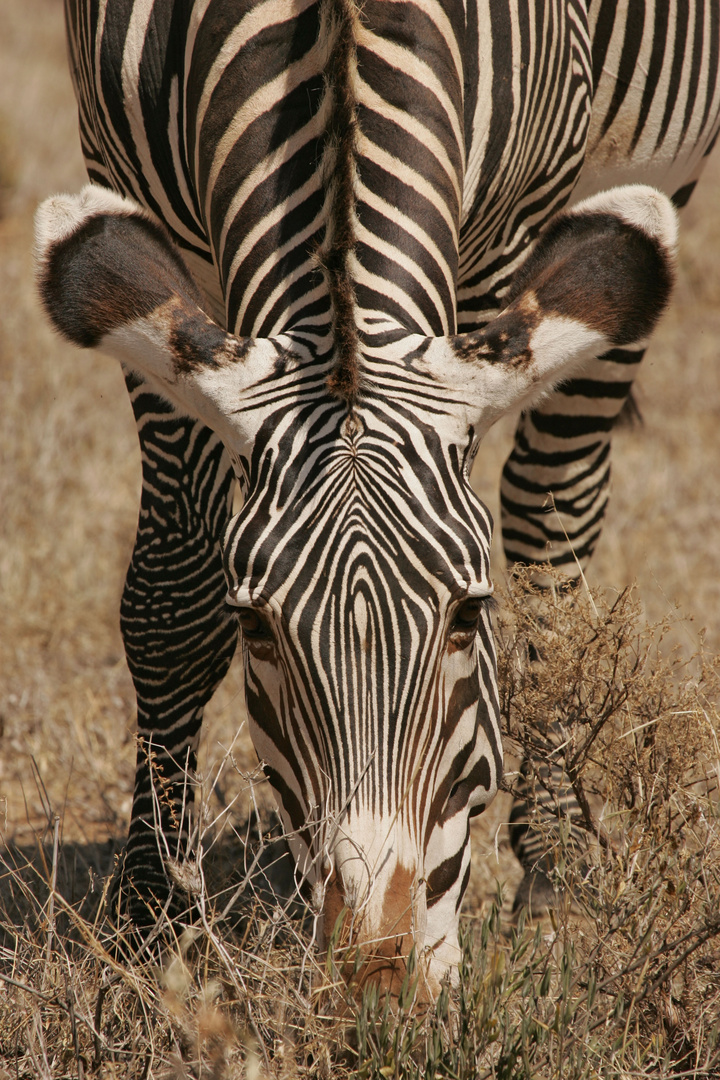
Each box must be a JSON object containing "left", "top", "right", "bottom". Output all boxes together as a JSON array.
[
  {"left": 420, "top": 319, "right": 606, "bottom": 441},
  {"left": 101, "top": 319, "right": 282, "bottom": 454},
  {"left": 529, "top": 314, "right": 606, "bottom": 373},
  {"left": 34, "top": 183, "right": 149, "bottom": 268},
  {"left": 569, "top": 183, "right": 679, "bottom": 255}
]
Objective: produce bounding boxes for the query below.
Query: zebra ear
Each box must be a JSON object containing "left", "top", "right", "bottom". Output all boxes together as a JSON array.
[
  {"left": 437, "top": 185, "right": 678, "bottom": 435},
  {"left": 34, "top": 185, "right": 273, "bottom": 444}
]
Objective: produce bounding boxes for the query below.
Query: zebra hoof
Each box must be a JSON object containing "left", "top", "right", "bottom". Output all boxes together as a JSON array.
[
  {"left": 511, "top": 869, "right": 558, "bottom": 920},
  {"left": 106, "top": 849, "right": 189, "bottom": 933}
]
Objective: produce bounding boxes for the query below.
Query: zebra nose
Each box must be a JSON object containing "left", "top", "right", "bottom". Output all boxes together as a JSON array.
[{"left": 319, "top": 837, "right": 434, "bottom": 998}]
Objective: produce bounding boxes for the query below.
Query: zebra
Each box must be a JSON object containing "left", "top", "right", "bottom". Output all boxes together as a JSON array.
[{"left": 33, "top": 0, "right": 715, "bottom": 996}]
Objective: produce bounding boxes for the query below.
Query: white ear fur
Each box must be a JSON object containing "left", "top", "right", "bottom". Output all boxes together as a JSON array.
[
  {"left": 34, "top": 184, "right": 282, "bottom": 452},
  {"left": 34, "top": 184, "right": 149, "bottom": 265},
  {"left": 569, "top": 184, "right": 679, "bottom": 254},
  {"left": 423, "top": 184, "right": 678, "bottom": 440}
]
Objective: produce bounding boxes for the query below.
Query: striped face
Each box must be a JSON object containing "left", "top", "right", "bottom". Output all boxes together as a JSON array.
[{"left": 223, "top": 375, "right": 502, "bottom": 990}]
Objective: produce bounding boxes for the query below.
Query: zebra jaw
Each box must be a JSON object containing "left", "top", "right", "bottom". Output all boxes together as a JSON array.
[{"left": 35, "top": 182, "right": 676, "bottom": 445}]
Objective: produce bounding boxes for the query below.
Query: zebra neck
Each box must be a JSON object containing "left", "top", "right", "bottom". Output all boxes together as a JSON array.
[
  {"left": 318, "top": 0, "right": 467, "bottom": 404},
  {"left": 318, "top": 0, "right": 362, "bottom": 405}
]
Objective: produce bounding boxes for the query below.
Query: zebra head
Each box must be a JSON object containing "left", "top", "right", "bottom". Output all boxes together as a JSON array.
[
  {"left": 35, "top": 181, "right": 676, "bottom": 994},
  {"left": 220, "top": 364, "right": 502, "bottom": 990}
]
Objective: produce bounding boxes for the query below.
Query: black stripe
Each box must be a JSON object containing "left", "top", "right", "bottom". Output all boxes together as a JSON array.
[
  {"left": 630, "top": 3, "right": 669, "bottom": 152},
  {"left": 598, "top": 1, "right": 646, "bottom": 142},
  {"left": 680, "top": 0, "right": 706, "bottom": 149},
  {"left": 656, "top": 1, "right": 690, "bottom": 150}
]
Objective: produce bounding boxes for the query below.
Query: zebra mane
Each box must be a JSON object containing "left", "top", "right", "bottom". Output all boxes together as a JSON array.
[{"left": 317, "top": 0, "right": 362, "bottom": 406}]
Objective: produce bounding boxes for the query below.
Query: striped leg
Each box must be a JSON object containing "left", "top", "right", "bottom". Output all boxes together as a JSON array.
[
  {"left": 508, "top": 719, "right": 588, "bottom": 918},
  {"left": 500, "top": 345, "right": 645, "bottom": 576},
  {"left": 501, "top": 346, "right": 644, "bottom": 914},
  {"left": 118, "top": 373, "right": 237, "bottom": 922}
]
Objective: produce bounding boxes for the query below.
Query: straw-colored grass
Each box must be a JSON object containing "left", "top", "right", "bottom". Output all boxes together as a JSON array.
[
  {"left": 2, "top": 574, "right": 719, "bottom": 1077},
  {"left": 1, "top": 2, "right": 720, "bottom": 1076}
]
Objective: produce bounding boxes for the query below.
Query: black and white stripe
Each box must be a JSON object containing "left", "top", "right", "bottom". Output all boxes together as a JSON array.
[
  {"left": 508, "top": 717, "right": 589, "bottom": 917},
  {"left": 34, "top": 0, "right": 701, "bottom": 990},
  {"left": 495, "top": 2, "right": 719, "bottom": 918},
  {"left": 499, "top": 1, "right": 720, "bottom": 576}
]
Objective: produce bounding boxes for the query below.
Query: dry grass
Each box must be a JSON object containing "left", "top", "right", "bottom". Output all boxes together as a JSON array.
[
  {"left": 1, "top": 1, "right": 720, "bottom": 1075},
  {"left": 2, "top": 575, "right": 719, "bottom": 1077}
]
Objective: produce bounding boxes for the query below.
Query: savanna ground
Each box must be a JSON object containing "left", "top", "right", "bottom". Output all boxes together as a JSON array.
[{"left": 1, "top": 1, "right": 720, "bottom": 1076}]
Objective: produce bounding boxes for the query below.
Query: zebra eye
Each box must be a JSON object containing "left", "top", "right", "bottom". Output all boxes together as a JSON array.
[
  {"left": 235, "top": 607, "right": 271, "bottom": 639},
  {"left": 454, "top": 597, "right": 483, "bottom": 628},
  {"left": 449, "top": 596, "right": 488, "bottom": 640}
]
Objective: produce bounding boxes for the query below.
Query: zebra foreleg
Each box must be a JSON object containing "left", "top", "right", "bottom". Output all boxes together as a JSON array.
[
  {"left": 116, "top": 375, "right": 237, "bottom": 925},
  {"left": 500, "top": 345, "right": 646, "bottom": 916},
  {"left": 507, "top": 717, "right": 589, "bottom": 919},
  {"left": 500, "top": 344, "right": 646, "bottom": 578}
]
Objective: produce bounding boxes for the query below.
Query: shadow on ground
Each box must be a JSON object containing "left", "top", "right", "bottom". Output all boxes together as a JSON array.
[{"left": 0, "top": 811, "right": 303, "bottom": 951}]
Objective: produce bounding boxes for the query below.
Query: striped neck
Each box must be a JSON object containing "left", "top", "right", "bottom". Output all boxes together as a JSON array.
[{"left": 318, "top": 0, "right": 362, "bottom": 404}]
